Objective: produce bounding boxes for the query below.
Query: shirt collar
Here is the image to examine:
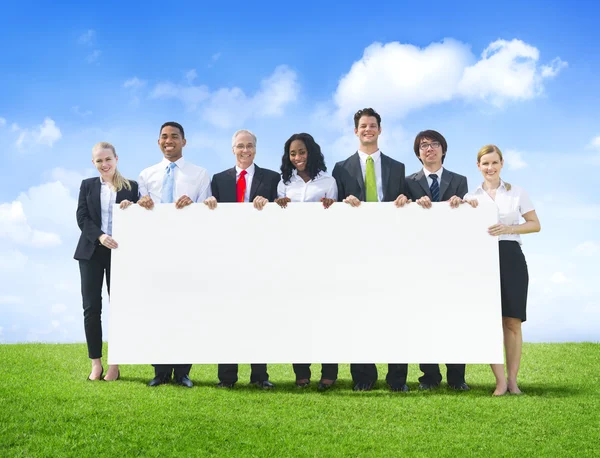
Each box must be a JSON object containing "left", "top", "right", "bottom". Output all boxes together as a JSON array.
[
  {"left": 236, "top": 163, "right": 255, "bottom": 177},
  {"left": 423, "top": 166, "right": 444, "bottom": 179},
  {"left": 161, "top": 157, "right": 185, "bottom": 170},
  {"left": 358, "top": 150, "right": 381, "bottom": 163},
  {"left": 291, "top": 169, "right": 325, "bottom": 182},
  {"left": 476, "top": 179, "right": 507, "bottom": 192}
]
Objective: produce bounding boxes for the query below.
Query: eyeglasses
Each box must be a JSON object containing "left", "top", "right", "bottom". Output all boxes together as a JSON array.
[
  {"left": 419, "top": 141, "right": 441, "bottom": 151},
  {"left": 235, "top": 143, "right": 255, "bottom": 150}
]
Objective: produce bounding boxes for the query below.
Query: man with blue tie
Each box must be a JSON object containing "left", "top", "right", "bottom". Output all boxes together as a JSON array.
[
  {"left": 405, "top": 129, "right": 470, "bottom": 391},
  {"left": 138, "top": 121, "right": 215, "bottom": 388}
]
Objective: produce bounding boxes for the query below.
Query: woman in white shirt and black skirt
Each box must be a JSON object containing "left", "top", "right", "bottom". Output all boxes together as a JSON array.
[
  {"left": 275, "top": 133, "right": 338, "bottom": 391},
  {"left": 464, "top": 144, "right": 541, "bottom": 396}
]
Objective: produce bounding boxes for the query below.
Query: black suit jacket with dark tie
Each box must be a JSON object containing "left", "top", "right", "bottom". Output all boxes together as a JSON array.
[
  {"left": 74, "top": 177, "right": 139, "bottom": 261},
  {"left": 405, "top": 168, "right": 468, "bottom": 202},
  {"left": 331, "top": 152, "right": 406, "bottom": 202},
  {"left": 211, "top": 164, "right": 280, "bottom": 203}
]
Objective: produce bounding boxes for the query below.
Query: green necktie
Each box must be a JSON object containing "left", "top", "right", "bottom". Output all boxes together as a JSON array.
[{"left": 365, "top": 156, "right": 378, "bottom": 202}]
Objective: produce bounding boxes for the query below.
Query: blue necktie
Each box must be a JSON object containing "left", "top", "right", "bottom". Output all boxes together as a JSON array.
[
  {"left": 161, "top": 162, "right": 176, "bottom": 203},
  {"left": 430, "top": 173, "right": 440, "bottom": 202}
]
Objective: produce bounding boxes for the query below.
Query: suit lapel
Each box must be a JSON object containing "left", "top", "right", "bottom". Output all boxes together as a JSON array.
[
  {"left": 439, "top": 169, "right": 452, "bottom": 200},
  {"left": 348, "top": 152, "right": 364, "bottom": 199},
  {"left": 416, "top": 170, "right": 431, "bottom": 198},
  {"left": 249, "top": 164, "right": 263, "bottom": 200},
  {"left": 90, "top": 177, "right": 102, "bottom": 223},
  {"left": 380, "top": 153, "right": 392, "bottom": 201},
  {"left": 225, "top": 167, "right": 237, "bottom": 202}
]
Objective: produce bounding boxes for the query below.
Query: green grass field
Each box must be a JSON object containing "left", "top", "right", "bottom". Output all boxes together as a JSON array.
[{"left": 0, "top": 343, "right": 598, "bottom": 457}]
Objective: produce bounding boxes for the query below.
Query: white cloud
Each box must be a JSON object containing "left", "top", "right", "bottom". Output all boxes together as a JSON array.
[
  {"left": 185, "top": 69, "right": 197, "bottom": 83},
  {"left": 15, "top": 117, "right": 62, "bottom": 149},
  {"left": 123, "top": 77, "right": 146, "bottom": 89},
  {"left": 86, "top": 50, "right": 101, "bottom": 64},
  {"left": 551, "top": 272, "right": 570, "bottom": 284},
  {"left": 0, "top": 295, "right": 24, "bottom": 305},
  {"left": 504, "top": 149, "right": 528, "bottom": 170},
  {"left": 333, "top": 38, "right": 566, "bottom": 123},
  {"left": 0, "top": 249, "right": 28, "bottom": 271},
  {"left": 51, "top": 303, "right": 67, "bottom": 314},
  {"left": 150, "top": 65, "right": 299, "bottom": 127},
  {"left": 72, "top": 106, "right": 92, "bottom": 117},
  {"left": 78, "top": 29, "right": 95, "bottom": 45},
  {"left": 0, "top": 117, "right": 6, "bottom": 127},
  {"left": 575, "top": 241, "right": 600, "bottom": 256},
  {"left": 588, "top": 136, "right": 600, "bottom": 150},
  {"left": 44, "top": 167, "right": 88, "bottom": 192},
  {"left": 0, "top": 201, "right": 61, "bottom": 247}
]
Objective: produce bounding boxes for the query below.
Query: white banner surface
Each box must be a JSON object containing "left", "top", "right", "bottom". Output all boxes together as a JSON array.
[{"left": 108, "top": 203, "right": 503, "bottom": 364}]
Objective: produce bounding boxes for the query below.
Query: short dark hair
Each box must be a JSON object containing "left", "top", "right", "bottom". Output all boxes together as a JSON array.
[
  {"left": 281, "top": 133, "right": 327, "bottom": 184},
  {"left": 160, "top": 121, "right": 185, "bottom": 139},
  {"left": 354, "top": 108, "right": 381, "bottom": 129},
  {"left": 413, "top": 130, "right": 448, "bottom": 164}
]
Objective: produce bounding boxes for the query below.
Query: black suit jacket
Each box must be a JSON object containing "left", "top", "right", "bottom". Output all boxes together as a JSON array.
[
  {"left": 331, "top": 152, "right": 406, "bottom": 202},
  {"left": 405, "top": 168, "right": 468, "bottom": 201},
  {"left": 211, "top": 164, "right": 279, "bottom": 203},
  {"left": 74, "top": 177, "right": 139, "bottom": 261}
]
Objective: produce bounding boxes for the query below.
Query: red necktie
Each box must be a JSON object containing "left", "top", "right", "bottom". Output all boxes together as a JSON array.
[{"left": 236, "top": 170, "right": 247, "bottom": 203}]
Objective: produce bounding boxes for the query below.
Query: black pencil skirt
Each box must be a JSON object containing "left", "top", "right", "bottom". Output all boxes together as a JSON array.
[{"left": 499, "top": 241, "right": 529, "bottom": 322}]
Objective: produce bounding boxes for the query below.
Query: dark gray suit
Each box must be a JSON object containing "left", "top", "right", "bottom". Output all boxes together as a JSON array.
[
  {"left": 406, "top": 167, "right": 468, "bottom": 387},
  {"left": 332, "top": 151, "right": 408, "bottom": 387}
]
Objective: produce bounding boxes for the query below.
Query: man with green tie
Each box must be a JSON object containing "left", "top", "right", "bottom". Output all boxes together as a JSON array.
[{"left": 332, "top": 107, "right": 409, "bottom": 392}]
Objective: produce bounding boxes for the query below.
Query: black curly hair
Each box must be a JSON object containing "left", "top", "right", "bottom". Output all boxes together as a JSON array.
[{"left": 281, "top": 133, "right": 327, "bottom": 184}]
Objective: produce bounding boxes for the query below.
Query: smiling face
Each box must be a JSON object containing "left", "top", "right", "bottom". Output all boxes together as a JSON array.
[
  {"left": 354, "top": 115, "right": 381, "bottom": 149},
  {"left": 289, "top": 139, "right": 308, "bottom": 172},
  {"left": 92, "top": 147, "right": 118, "bottom": 181},
  {"left": 232, "top": 132, "right": 256, "bottom": 169},
  {"left": 418, "top": 137, "right": 444, "bottom": 170},
  {"left": 478, "top": 152, "right": 503, "bottom": 183},
  {"left": 158, "top": 125, "right": 186, "bottom": 162}
]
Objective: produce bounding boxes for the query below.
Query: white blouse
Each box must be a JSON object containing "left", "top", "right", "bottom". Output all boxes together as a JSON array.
[
  {"left": 277, "top": 170, "right": 338, "bottom": 202},
  {"left": 100, "top": 177, "right": 116, "bottom": 236},
  {"left": 464, "top": 180, "right": 535, "bottom": 244}
]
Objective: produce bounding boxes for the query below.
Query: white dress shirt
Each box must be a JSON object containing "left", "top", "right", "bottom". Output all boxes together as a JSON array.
[
  {"left": 358, "top": 150, "right": 383, "bottom": 201},
  {"left": 236, "top": 163, "right": 255, "bottom": 203},
  {"left": 277, "top": 170, "right": 338, "bottom": 202},
  {"left": 423, "top": 166, "right": 444, "bottom": 188},
  {"left": 464, "top": 180, "right": 535, "bottom": 244},
  {"left": 99, "top": 177, "right": 116, "bottom": 236},
  {"left": 138, "top": 157, "right": 211, "bottom": 203}
]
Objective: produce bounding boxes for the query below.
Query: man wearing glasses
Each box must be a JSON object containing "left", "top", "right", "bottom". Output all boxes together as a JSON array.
[
  {"left": 209, "top": 129, "right": 279, "bottom": 389},
  {"left": 405, "top": 129, "right": 470, "bottom": 391}
]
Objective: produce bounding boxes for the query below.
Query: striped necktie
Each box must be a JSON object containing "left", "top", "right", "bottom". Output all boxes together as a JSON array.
[{"left": 430, "top": 173, "right": 440, "bottom": 202}]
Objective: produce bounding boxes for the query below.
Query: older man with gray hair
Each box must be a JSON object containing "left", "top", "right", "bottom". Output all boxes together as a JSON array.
[{"left": 209, "top": 129, "right": 279, "bottom": 388}]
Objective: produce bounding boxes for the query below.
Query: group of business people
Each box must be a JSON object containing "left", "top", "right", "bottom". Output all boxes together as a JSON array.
[{"left": 74, "top": 107, "right": 541, "bottom": 396}]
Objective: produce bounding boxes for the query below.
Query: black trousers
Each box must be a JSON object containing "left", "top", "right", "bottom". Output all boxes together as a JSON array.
[
  {"left": 79, "top": 245, "right": 111, "bottom": 359},
  {"left": 218, "top": 364, "right": 269, "bottom": 384},
  {"left": 153, "top": 364, "right": 192, "bottom": 378},
  {"left": 351, "top": 363, "right": 408, "bottom": 385},
  {"left": 419, "top": 364, "right": 466, "bottom": 386},
  {"left": 293, "top": 364, "right": 338, "bottom": 381}
]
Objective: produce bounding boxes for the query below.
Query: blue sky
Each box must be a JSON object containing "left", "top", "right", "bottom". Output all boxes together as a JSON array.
[{"left": 1, "top": 0, "right": 599, "bottom": 344}]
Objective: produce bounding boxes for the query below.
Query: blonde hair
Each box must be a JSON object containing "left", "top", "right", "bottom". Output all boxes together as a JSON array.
[
  {"left": 477, "top": 144, "right": 511, "bottom": 190},
  {"left": 92, "top": 142, "right": 132, "bottom": 192}
]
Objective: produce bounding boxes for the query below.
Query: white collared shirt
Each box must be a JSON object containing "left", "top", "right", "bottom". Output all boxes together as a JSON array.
[
  {"left": 138, "top": 157, "right": 211, "bottom": 203},
  {"left": 236, "top": 163, "right": 255, "bottom": 203},
  {"left": 423, "top": 166, "right": 444, "bottom": 188},
  {"left": 358, "top": 150, "right": 383, "bottom": 201},
  {"left": 99, "top": 177, "right": 116, "bottom": 236},
  {"left": 277, "top": 170, "right": 338, "bottom": 202},
  {"left": 464, "top": 180, "right": 535, "bottom": 244}
]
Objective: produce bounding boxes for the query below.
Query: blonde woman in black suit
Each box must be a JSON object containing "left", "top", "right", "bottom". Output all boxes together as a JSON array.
[{"left": 74, "top": 142, "right": 138, "bottom": 381}]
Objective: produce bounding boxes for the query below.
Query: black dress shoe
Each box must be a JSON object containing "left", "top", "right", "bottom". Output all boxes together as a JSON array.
[
  {"left": 148, "top": 373, "right": 171, "bottom": 387},
  {"left": 318, "top": 381, "right": 335, "bottom": 391},
  {"left": 418, "top": 382, "right": 439, "bottom": 390},
  {"left": 353, "top": 381, "right": 374, "bottom": 391},
  {"left": 251, "top": 380, "right": 275, "bottom": 389},
  {"left": 449, "top": 382, "right": 470, "bottom": 391},
  {"left": 389, "top": 383, "right": 410, "bottom": 392},
  {"left": 175, "top": 375, "right": 193, "bottom": 388},
  {"left": 295, "top": 379, "right": 310, "bottom": 388},
  {"left": 216, "top": 381, "right": 235, "bottom": 388}
]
